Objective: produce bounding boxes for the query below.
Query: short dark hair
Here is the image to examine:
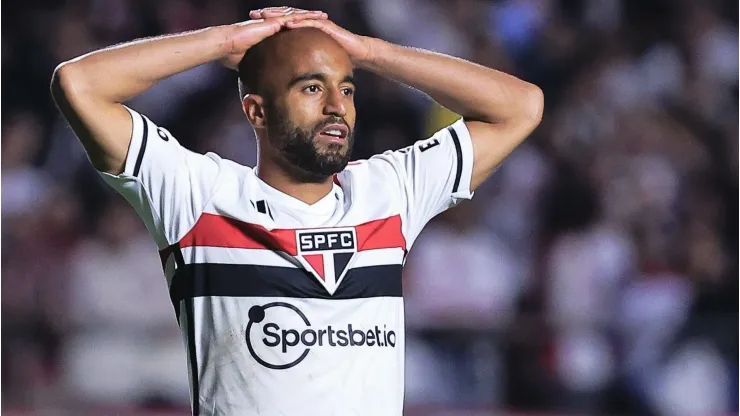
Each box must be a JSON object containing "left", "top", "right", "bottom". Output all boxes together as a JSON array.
[{"left": 237, "top": 41, "right": 270, "bottom": 100}]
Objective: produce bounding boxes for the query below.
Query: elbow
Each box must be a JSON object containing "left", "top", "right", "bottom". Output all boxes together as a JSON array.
[
  {"left": 50, "top": 64, "right": 66, "bottom": 103},
  {"left": 50, "top": 61, "right": 91, "bottom": 103},
  {"left": 524, "top": 84, "right": 544, "bottom": 125}
]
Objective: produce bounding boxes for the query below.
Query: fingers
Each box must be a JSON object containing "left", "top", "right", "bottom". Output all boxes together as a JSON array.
[
  {"left": 249, "top": 7, "right": 326, "bottom": 20},
  {"left": 285, "top": 18, "right": 318, "bottom": 28},
  {"left": 273, "top": 12, "right": 327, "bottom": 27},
  {"left": 232, "top": 10, "right": 326, "bottom": 39},
  {"left": 284, "top": 18, "right": 331, "bottom": 30},
  {"left": 250, "top": 6, "right": 292, "bottom": 17},
  {"left": 249, "top": 7, "right": 291, "bottom": 19},
  {"left": 234, "top": 12, "right": 325, "bottom": 40}
]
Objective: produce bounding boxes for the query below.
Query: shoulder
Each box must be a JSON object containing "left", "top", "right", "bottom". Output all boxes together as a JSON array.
[
  {"left": 197, "top": 152, "right": 260, "bottom": 194},
  {"left": 337, "top": 156, "right": 402, "bottom": 188},
  {"left": 202, "top": 152, "right": 253, "bottom": 175},
  {"left": 333, "top": 157, "right": 405, "bottom": 207}
]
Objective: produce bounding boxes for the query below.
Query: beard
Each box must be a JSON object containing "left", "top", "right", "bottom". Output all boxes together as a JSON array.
[{"left": 265, "top": 102, "right": 354, "bottom": 183}]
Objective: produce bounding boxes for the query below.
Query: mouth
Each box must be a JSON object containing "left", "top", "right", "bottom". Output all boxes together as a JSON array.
[{"left": 317, "top": 123, "right": 349, "bottom": 143}]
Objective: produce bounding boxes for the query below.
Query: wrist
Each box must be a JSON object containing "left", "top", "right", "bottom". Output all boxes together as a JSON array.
[
  {"left": 356, "top": 37, "right": 388, "bottom": 70},
  {"left": 204, "top": 25, "right": 234, "bottom": 60}
]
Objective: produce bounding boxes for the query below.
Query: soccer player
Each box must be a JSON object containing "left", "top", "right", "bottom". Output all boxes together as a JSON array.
[{"left": 51, "top": 6, "right": 543, "bottom": 415}]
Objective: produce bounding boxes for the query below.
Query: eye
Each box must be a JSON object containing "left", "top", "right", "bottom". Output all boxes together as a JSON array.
[
  {"left": 304, "top": 84, "right": 321, "bottom": 94},
  {"left": 341, "top": 87, "right": 355, "bottom": 96}
]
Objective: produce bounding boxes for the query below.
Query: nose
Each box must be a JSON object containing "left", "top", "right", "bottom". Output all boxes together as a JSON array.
[{"left": 323, "top": 87, "right": 347, "bottom": 118}]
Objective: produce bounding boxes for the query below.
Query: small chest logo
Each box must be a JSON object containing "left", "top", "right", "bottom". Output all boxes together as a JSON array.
[{"left": 295, "top": 228, "right": 357, "bottom": 294}]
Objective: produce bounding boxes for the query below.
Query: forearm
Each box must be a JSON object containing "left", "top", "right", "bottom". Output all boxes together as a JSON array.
[
  {"left": 54, "top": 26, "right": 229, "bottom": 103},
  {"left": 360, "top": 39, "right": 542, "bottom": 124}
]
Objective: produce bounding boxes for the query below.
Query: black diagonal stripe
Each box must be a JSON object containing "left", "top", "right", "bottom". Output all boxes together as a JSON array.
[
  {"left": 132, "top": 113, "right": 148, "bottom": 177},
  {"left": 169, "top": 245, "right": 199, "bottom": 415},
  {"left": 184, "top": 298, "right": 199, "bottom": 416},
  {"left": 169, "top": 264, "right": 402, "bottom": 305},
  {"left": 447, "top": 126, "right": 463, "bottom": 193},
  {"left": 171, "top": 246, "right": 186, "bottom": 322},
  {"left": 334, "top": 253, "right": 353, "bottom": 280}
]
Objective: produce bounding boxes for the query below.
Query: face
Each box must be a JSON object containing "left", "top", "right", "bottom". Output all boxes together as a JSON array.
[
  {"left": 255, "top": 32, "right": 357, "bottom": 181},
  {"left": 264, "top": 92, "right": 355, "bottom": 181}
]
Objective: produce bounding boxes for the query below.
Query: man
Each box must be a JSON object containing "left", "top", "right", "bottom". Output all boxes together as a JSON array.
[{"left": 51, "top": 6, "right": 543, "bottom": 415}]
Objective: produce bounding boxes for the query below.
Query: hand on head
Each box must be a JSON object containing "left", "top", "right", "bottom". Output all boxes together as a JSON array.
[
  {"left": 220, "top": 6, "right": 328, "bottom": 70},
  {"left": 221, "top": 6, "right": 372, "bottom": 70},
  {"left": 283, "top": 18, "right": 373, "bottom": 65}
]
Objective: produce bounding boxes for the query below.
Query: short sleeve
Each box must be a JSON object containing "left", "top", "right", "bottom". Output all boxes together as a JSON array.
[
  {"left": 98, "top": 106, "right": 221, "bottom": 249},
  {"left": 370, "top": 118, "right": 475, "bottom": 246}
]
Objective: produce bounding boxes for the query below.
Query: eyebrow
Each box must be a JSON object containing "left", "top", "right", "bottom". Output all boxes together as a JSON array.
[{"left": 287, "top": 72, "right": 356, "bottom": 88}]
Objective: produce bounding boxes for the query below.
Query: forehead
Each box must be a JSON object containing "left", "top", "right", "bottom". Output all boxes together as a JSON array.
[
  {"left": 289, "top": 46, "right": 353, "bottom": 80},
  {"left": 266, "top": 32, "right": 353, "bottom": 88}
]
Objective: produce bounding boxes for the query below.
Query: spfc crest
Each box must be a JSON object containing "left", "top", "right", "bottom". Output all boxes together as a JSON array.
[{"left": 295, "top": 228, "right": 357, "bottom": 294}]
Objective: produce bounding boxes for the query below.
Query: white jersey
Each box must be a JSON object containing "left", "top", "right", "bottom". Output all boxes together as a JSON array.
[{"left": 100, "top": 107, "right": 475, "bottom": 415}]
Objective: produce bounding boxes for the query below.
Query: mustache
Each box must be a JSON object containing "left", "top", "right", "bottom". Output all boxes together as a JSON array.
[{"left": 312, "top": 117, "right": 351, "bottom": 134}]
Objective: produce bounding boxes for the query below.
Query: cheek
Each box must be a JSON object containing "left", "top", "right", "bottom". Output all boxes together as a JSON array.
[
  {"left": 346, "top": 109, "right": 357, "bottom": 130},
  {"left": 286, "top": 100, "right": 323, "bottom": 129}
]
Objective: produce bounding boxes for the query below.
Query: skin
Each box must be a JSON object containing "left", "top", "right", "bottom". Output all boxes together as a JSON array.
[
  {"left": 51, "top": 6, "right": 544, "bottom": 205},
  {"left": 243, "top": 28, "right": 357, "bottom": 186},
  {"left": 282, "top": 16, "right": 544, "bottom": 191}
]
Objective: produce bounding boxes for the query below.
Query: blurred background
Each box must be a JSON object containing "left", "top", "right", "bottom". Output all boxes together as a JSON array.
[{"left": 2, "top": 0, "right": 738, "bottom": 414}]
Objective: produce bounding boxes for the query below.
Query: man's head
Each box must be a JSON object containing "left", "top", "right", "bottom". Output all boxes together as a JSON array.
[{"left": 238, "top": 28, "right": 356, "bottom": 182}]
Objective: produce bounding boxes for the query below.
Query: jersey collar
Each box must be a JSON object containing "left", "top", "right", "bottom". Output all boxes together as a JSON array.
[{"left": 255, "top": 174, "right": 340, "bottom": 215}]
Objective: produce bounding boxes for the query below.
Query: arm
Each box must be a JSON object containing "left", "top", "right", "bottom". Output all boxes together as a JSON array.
[
  {"left": 361, "top": 41, "right": 543, "bottom": 190},
  {"left": 284, "top": 19, "right": 544, "bottom": 191},
  {"left": 51, "top": 8, "right": 326, "bottom": 174},
  {"left": 50, "top": 28, "right": 225, "bottom": 173},
  {"left": 51, "top": 8, "right": 327, "bottom": 248}
]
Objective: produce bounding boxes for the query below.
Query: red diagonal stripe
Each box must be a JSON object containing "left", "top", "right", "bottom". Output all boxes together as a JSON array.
[
  {"left": 355, "top": 215, "right": 407, "bottom": 252},
  {"left": 178, "top": 214, "right": 298, "bottom": 255},
  {"left": 303, "top": 254, "right": 325, "bottom": 280},
  {"left": 163, "top": 213, "right": 407, "bottom": 257}
]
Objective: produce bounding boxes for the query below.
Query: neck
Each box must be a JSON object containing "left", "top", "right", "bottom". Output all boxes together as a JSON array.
[{"left": 256, "top": 158, "right": 335, "bottom": 205}]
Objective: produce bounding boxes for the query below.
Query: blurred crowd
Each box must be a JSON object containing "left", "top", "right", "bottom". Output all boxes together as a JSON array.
[{"left": 2, "top": 0, "right": 738, "bottom": 414}]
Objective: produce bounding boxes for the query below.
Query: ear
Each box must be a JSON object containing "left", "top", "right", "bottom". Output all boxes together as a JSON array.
[{"left": 242, "top": 94, "right": 266, "bottom": 129}]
